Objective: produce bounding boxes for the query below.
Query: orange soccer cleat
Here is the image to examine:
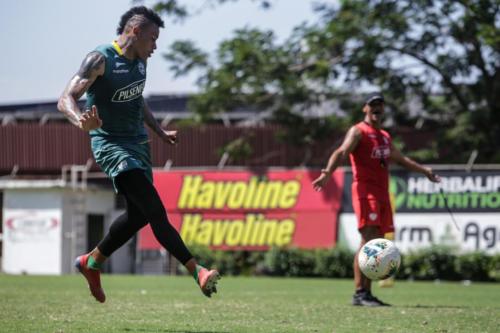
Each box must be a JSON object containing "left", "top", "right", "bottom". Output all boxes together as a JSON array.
[
  {"left": 74, "top": 254, "right": 106, "bottom": 303},
  {"left": 197, "top": 268, "right": 220, "bottom": 298}
]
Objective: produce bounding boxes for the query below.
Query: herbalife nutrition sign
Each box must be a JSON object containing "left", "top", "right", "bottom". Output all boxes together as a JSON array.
[
  {"left": 390, "top": 171, "right": 500, "bottom": 213},
  {"left": 340, "top": 170, "right": 500, "bottom": 254},
  {"left": 388, "top": 170, "right": 500, "bottom": 254}
]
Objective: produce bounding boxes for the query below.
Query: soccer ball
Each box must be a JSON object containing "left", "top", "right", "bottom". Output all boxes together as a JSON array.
[{"left": 358, "top": 238, "right": 401, "bottom": 280}]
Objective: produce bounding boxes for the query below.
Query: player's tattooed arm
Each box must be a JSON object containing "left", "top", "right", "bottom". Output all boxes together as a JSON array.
[
  {"left": 58, "top": 52, "right": 105, "bottom": 128},
  {"left": 77, "top": 52, "right": 105, "bottom": 79}
]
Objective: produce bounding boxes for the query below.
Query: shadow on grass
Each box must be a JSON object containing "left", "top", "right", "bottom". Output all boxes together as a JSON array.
[
  {"left": 122, "top": 329, "right": 231, "bottom": 333},
  {"left": 399, "top": 304, "right": 472, "bottom": 309}
]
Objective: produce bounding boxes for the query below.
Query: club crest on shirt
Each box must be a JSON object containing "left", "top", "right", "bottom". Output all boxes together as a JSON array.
[{"left": 138, "top": 62, "right": 145, "bottom": 76}]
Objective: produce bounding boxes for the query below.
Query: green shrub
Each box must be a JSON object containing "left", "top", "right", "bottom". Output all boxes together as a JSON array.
[
  {"left": 262, "top": 247, "right": 316, "bottom": 277},
  {"left": 187, "top": 244, "right": 265, "bottom": 276},
  {"left": 398, "top": 247, "right": 500, "bottom": 281},
  {"left": 455, "top": 252, "right": 491, "bottom": 281},
  {"left": 313, "top": 247, "right": 354, "bottom": 278},
  {"left": 487, "top": 254, "right": 500, "bottom": 281},
  {"left": 421, "top": 247, "right": 460, "bottom": 280},
  {"left": 261, "top": 247, "right": 290, "bottom": 276},
  {"left": 183, "top": 244, "right": 498, "bottom": 281}
]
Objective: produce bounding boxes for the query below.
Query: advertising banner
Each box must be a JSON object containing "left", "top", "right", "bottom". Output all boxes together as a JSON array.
[
  {"left": 390, "top": 171, "right": 500, "bottom": 213},
  {"left": 342, "top": 170, "right": 500, "bottom": 213},
  {"left": 339, "top": 213, "right": 500, "bottom": 254},
  {"left": 3, "top": 209, "right": 62, "bottom": 274},
  {"left": 339, "top": 170, "right": 500, "bottom": 254},
  {"left": 140, "top": 169, "right": 344, "bottom": 250}
]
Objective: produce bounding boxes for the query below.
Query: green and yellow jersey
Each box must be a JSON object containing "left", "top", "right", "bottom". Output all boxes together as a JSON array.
[
  {"left": 87, "top": 41, "right": 148, "bottom": 138},
  {"left": 87, "top": 41, "right": 152, "bottom": 190}
]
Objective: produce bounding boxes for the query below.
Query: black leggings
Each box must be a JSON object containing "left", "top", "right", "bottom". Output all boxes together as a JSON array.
[{"left": 97, "top": 169, "right": 193, "bottom": 265}]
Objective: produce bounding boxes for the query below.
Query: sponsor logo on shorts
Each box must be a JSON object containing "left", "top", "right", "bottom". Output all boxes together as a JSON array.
[{"left": 118, "top": 160, "right": 128, "bottom": 171}]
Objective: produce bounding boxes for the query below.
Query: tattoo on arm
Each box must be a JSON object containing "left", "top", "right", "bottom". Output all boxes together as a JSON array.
[
  {"left": 77, "top": 52, "right": 105, "bottom": 79},
  {"left": 58, "top": 52, "right": 104, "bottom": 128}
]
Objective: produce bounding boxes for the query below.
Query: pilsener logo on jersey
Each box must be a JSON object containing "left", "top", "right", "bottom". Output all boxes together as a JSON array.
[{"left": 112, "top": 79, "right": 146, "bottom": 102}]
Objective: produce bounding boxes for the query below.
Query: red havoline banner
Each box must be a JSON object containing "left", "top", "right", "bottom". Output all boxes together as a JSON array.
[{"left": 139, "top": 169, "right": 344, "bottom": 250}]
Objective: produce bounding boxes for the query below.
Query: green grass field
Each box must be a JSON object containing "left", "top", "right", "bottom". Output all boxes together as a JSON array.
[{"left": 0, "top": 274, "right": 498, "bottom": 333}]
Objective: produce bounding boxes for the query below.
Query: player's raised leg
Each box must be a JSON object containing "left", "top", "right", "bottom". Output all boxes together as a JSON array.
[{"left": 118, "top": 169, "right": 221, "bottom": 297}]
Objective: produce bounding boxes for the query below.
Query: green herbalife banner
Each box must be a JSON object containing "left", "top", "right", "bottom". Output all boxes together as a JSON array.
[
  {"left": 339, "top": 169, "right": 500, "bottom": 254},
  {"left": 341, "top": 170, "right": 500, "bottom": 213},
  {"left": 390, "top": 170, "right": 500, "bottom": 213}
]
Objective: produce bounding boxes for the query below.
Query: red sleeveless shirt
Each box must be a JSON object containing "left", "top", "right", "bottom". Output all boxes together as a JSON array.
[{"left": 349, "top": 121, "right": 391, "bottom": 202}]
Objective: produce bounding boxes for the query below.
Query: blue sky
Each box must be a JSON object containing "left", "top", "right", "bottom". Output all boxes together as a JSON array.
[{"left": 0, "top": 0, "right": 320, "bottom": 105}]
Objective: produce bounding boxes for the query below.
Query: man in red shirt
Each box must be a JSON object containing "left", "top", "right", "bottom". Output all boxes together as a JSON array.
[{"left": 312, "top": 93, "right": 440, "bottom": 306}]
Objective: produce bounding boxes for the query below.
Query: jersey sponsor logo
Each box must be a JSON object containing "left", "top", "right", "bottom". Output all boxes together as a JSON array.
[
  {"left": 111, "top": 79, "right": 146, "bottom": 102},
  {"left": 371, "top": 145, "right": 390, "bottom": 159},
  {"left": 115, "top": 62, "right": 126, "bottom": 68},
  {"left": 113, "top": 69, "right": 129, "bottom": 74}
]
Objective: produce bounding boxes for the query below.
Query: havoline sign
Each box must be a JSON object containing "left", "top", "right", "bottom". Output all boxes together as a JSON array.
[
  {"left": 141, "top": 169, "right": 345, "bottom": 250},
  {"left": 390, "top": 171, "right": 500, "bottom": 213}
]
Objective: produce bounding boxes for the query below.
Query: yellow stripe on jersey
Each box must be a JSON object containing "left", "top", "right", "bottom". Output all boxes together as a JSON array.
[{"left": 112, "top": 40, "right": 124, "bottom": 56}]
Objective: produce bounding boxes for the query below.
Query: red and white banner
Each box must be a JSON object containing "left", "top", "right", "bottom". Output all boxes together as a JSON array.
[
  {"left": 139, "top": 169, "right": 344, "bottom": 250},
  {"left": 3, "top": 209, "right": 62, "bottom": 274}
]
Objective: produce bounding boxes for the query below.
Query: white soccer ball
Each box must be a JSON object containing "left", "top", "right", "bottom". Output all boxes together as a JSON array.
[{"left": 358, "top": 238, "right": 401, "bottom": 280}]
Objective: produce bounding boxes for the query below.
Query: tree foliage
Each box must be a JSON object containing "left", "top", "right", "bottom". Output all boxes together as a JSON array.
[
  {"left": 137, "top": 0, "right": 272, "bottom": 22},
  {"left": 152, "top": 0, "right": 500, "bottom": 164}
]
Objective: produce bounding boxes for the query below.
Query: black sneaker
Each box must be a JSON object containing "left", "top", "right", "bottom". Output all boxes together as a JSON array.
[
  {"left": 364, "top": 291, "right": 391, "bottom": 306},
  {"left": 352, "top": 290, "right": 390, "bottom": 307}
]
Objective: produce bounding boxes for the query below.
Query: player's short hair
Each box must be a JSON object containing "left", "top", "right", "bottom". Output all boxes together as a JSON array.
[{"left": 117, "top": 6, "right": 164, "bottom": 35}]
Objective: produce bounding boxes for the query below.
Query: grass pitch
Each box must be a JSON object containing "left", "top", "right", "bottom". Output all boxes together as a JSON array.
[{"left": 0, "top": 274, "right": 498, "bottom": 333}]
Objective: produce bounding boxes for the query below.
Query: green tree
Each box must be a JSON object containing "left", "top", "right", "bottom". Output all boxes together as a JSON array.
[{"left": 152, "top": 0, "right": 500, "bottom": 164}]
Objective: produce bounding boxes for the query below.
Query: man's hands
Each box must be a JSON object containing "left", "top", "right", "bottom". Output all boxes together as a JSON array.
[
  {"left": 79, "top": 105, "right": 102, "bottom": 131},
  {"left": 424, "top": 168, "right": 441, "bottom": 183},
  {"left": 312, "top": 170, "right": 331, "bottom": 191},
  {"left": 163, "top": 130, "right": 178, "bottom": 145}
]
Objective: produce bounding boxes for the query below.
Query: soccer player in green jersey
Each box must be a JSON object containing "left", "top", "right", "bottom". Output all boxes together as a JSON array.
[{"left": 58, "top": 6, "right": 220, "bottom": 303}]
